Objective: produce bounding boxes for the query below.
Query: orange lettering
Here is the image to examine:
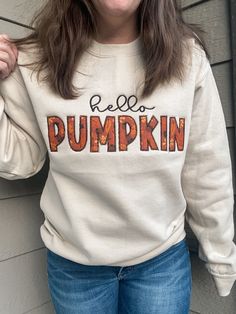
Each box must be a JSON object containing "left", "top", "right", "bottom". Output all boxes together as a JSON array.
[{"left": 47, "top": 116, "right": 65, "bottom": 152}]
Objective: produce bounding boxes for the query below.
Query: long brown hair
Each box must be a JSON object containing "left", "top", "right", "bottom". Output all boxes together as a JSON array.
[{"left": 9, "top": 0, "right": 210, "bottom": 100}]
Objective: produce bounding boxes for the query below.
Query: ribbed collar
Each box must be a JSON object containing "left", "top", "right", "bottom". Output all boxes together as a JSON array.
[{"left": 86, "top": 35, "right": 142, "bottom": 57}]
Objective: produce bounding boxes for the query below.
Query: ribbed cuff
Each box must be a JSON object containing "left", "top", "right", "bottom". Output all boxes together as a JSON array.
[{"left": 212, "top": 275, "right": 236, "bottom": 297}]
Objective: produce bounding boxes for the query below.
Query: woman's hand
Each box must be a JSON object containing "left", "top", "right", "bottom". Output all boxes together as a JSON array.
[{"left": 0, "top": 34, "right": 18, "bottom": 80}]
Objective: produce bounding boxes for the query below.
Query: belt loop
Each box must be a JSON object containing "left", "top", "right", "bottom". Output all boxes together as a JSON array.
[{"left": 117, "top": 266, "right": 124, "bottom": 279}]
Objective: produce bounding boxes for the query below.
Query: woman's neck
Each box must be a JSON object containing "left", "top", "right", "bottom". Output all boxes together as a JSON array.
[{"left": 94, "top": 11, "right": 139, "bottom": 44}]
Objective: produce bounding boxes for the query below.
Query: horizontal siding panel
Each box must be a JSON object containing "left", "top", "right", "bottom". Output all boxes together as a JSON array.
[
  {"left": 181, "top": 0, "right": 207, "bottom": 9},
  {"left": 0, "top": 194, "right": 45, "bottom": 261},
  {"left": 0, "top": 0, "right": 43, "bottom": 26},
  {"left": 0, "top": 248, "right": 50, "bottom": 314},
  {"left": 0, "top": 157, "right": 49, "bottom": 199},
  {"left": 182, "top": 0, "right": 231, "bottom": 63},
  {"left": 0, "top": 19, "right": 31, "bottom": 38}
]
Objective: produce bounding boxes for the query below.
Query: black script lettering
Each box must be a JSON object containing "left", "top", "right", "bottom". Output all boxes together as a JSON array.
[{"left": 89, "top": 94, "right": 155, "bottom": 113}]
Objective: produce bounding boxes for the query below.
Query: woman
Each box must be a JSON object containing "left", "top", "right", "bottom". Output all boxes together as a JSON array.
[{"left": 0, "top": 0, "right": 235, "bottom": 313}]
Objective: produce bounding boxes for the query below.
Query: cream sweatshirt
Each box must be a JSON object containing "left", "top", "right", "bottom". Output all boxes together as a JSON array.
[{"left": 0, "top": 35, "right": 235, "bottom": 297}]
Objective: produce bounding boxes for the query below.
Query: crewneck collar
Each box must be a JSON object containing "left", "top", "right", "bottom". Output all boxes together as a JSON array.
[{"left": 86, "top": 35, "right": 142, "bottom": 57}]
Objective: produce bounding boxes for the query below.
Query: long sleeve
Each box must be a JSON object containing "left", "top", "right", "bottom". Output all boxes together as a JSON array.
[
  {"left": 0, "top": 64, "right": 47, "bottom": 180},
  {"left": 181, "top": 49, "right": 236, "bottom": 297}
]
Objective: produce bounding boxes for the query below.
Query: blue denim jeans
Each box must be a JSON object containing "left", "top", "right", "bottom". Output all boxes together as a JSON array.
[{"left": 47, "top": 237, "right": 192, "bottom": 314}]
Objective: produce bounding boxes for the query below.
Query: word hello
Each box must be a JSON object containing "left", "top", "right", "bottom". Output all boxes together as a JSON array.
[
  {"left": 89, "top": 94, "right": 156, "bottom": 113},
  {"left": 47, "top": 115, "right": 185, "bottom": 152}
]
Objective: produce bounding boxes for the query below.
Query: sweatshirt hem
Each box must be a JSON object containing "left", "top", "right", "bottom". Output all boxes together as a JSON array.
[{"left": 40, "top": 219, "right": 187, "bottom": 267}]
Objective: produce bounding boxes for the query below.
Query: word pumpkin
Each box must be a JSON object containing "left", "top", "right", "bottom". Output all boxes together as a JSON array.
[{"left": 47, "top": 115, "right": 185, "bottom": 153}]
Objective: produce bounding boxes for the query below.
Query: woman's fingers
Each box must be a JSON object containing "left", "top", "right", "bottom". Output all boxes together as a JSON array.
[
  {"left": 0, "top": 45, "right": 16, "bottom": 70},
  {"left": 1, "top": 34, "right": 18, "bottom": 60},
  {"left": 0, "top": 60, "right": 10, "bottom": 79},
  {"left": 0, "top": 34, "right": 18, "bottom": 79}
]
